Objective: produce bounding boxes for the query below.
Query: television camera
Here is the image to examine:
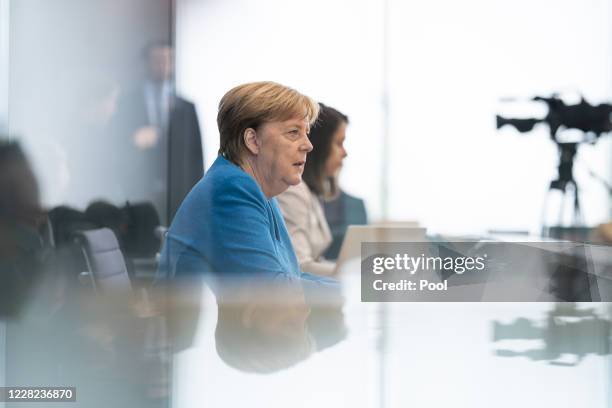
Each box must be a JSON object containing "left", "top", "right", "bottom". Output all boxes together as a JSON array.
[{"left": 496, "top": 95, "right": 612, "bottom": 227}]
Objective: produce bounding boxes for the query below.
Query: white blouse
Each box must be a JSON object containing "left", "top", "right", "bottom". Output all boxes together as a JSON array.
[{"left": 277, "top": 181, "right": 335, "bottom": 276}]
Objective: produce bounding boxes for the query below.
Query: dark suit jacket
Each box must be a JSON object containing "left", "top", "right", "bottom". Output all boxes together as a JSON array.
[
  {"left": 116, "top": 88, "right": 204, "bottom": 224},
  {"left": 167, "top": 97, "right": 204, "bottom": 221}
]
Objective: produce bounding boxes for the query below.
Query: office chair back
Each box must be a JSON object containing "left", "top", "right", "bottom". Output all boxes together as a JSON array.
[{"left": 74, "top": 228, "right": 132, "bottom": 295}]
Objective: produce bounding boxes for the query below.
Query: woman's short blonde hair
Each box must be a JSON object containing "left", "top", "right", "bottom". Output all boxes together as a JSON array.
[{"left": 217, "top": 81, "right": 320, "bottom": 165}]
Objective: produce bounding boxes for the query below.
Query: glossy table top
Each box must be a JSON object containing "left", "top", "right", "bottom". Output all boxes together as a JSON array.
[{"left": 172, "top": 271, "right": 612, "bottom": 408}]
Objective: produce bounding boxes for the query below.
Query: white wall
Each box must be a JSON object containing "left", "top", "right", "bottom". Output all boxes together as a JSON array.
[
  {"left": 386, "top": 0, "right": 612, "bottom": 233},
  {"left": 176, "top": 0, "right": 612, "bottom": 233},
  {"left": 176, "top": 0, "right": 386, "bottom": 218}
]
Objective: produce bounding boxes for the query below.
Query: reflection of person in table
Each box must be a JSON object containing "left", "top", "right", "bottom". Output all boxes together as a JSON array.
[
  {"left": 214, "top": 275, "right": 346, "bottom": 373},
  {"left": 214, "top": 278, "right": 314, "bottom": 373}
]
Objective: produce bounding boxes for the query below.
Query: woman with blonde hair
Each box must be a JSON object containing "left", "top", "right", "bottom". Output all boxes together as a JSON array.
[{"left": 159, "top": 81, "right": 326, "bottom": 284}]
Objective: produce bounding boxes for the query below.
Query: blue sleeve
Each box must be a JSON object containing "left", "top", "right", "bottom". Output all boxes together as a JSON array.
[
  {"left": 299, "top": 271, "right": 343, "bottom": 305},
  {"left": 159, "top": 163, "right": 342, "bottom": 298},
  {"left": 194, "top": 174, "right": 287, "bottom": 276}
]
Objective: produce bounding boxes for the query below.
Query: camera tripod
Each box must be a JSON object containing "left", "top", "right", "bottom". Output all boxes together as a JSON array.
[{"left": 541, "top": 142, "right": 583, "bottom": 227}]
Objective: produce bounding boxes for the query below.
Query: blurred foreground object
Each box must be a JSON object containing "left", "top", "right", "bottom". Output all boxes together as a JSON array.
[
  {"left": 596, "top": 222, "right": 612, "bottom": 242},
  {"left": 0, "top": 140, "right": 46, "bottom": 317}
]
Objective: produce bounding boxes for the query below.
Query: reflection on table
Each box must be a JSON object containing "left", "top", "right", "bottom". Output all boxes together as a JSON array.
[{"left": 170, "top": 269, "right": 612, "bottom": 408}]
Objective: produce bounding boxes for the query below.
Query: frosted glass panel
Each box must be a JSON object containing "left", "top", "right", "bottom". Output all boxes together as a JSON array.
[
  {"left": 8, "top": 0, "right": 176, "bottom": 223},
  {"left": 176, "top": 0, "right": 386, "bottom": 218},
  {"left": 386, "top": 0, "right": 612, "bottom": 233}
]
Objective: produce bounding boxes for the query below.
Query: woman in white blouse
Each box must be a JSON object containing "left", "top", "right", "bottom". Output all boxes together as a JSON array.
[{"left": 277, "top": 104, "right": 348, "bottom": 276}]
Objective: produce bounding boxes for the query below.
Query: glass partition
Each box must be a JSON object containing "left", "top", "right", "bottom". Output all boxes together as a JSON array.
[{"left": 7, "top": 0, "right": 203, "bottom": 227}]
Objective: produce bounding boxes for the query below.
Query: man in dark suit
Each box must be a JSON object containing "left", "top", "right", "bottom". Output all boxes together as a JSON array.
[{"left": 118, "top": 41, "right": 204, "bottom": 224}]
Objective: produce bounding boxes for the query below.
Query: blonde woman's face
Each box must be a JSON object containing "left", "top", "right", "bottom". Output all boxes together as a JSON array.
[{"left": 253, "top": 117, "right": 313, "bottom": 197}]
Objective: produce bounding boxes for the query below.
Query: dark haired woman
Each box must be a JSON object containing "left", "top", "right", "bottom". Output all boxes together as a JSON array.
[{"left": 277, "top": 104, "right": 348, "bottom": 276}]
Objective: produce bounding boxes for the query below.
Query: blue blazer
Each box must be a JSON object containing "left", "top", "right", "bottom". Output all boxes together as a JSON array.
[{"left": 158, "top": 156, "right": 335, "bottom": 293}]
